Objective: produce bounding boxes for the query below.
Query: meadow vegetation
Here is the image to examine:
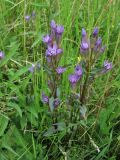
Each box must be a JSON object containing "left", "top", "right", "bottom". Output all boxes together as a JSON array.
[{"left": 0, "top": 0, "right": 120, "bottom": 159}]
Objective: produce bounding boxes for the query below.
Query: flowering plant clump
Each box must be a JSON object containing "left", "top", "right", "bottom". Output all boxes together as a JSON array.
[
  {"left": 42, "top": 22, "right": 112, "bottom": 129},
  {"left": 42, "top": 20, "right": 65, "bottom": 113},
  {"left": 78, "top": 28, "right": 112, "bottom": 106}
]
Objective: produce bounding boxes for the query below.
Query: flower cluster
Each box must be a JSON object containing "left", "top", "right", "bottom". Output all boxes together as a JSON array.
[
  {"left": 43, "top": 20, "right": 64, "bottom": 59},
  {"left": 42, "top": 23, "right": 113, "bottom": 115},
  {"left": 80, "top": 28, "right": 106, "bottom": 54},
  {"left": 42, "top": 20, "right": 65, "bottom": 111},
  {"left": 80, "top": 28, "right": 112, "bottom": 73}
]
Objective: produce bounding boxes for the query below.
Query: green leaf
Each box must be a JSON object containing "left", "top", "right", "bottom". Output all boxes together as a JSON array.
[
  {"left": 7, "top": 102, "right": 22, "bottom": 117},
  {"left": 0, "top": 115, "right": 9, "bottom": 136},
  {"left": 57, "top": 88, "right": 61, "bottom": 98},
  {"left": 31, "top": 2, "right": 49, "bottom": 7},
  {"left": 43, "top": 126, "right": 56, "bottom": 137},
  {"left": 2, "top": 144, "right": 19, "bottom": 157},
  {"left": 10, "top": 65, "right": 30, "bottom": 81},
  {"left": 49, "top": 97, "right": 54, "bottom": 112},
  {"left": 0, "top": 40, "right": 19, "bottom": 67}
]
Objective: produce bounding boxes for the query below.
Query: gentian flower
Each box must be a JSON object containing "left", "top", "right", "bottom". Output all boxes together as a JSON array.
[
  {"left": 69, "top": 74, "right": 80, "bottom": 83},
  {"left": 0, "top": 51, "right": 4, "bottom": 59},
  {"left": 69, "top": 74, "right": 80, "bottom": 89},
  {"left": 43, "top": 35, "right": 52, "bottom": 45},
  {"left": 104, "top": 60, "right": 112, "bottom": 71},
  {"left": 50, "top": 20, "right": 57, "bottom": 30},
  {"left": 82, "top": 28, "right": 87, "bottom": 37},
  {"left": 96, "top": 37, "right": 102, "bottom": 47},
  {"left": 56, "top": 66, "right": 66, "bottom": 74},
  {"left": 75, "top": 65, "right": 82, "bottom": 76},
  {"left": 42, "top": 93, "right": 49, "bottom": 104},
  {"left": 94, "top": 37, "right": 102, "bottom": 52},
  {"left": 56, "top": 25, "right": 64, "bottom": 35},
  {"left": 29, "top": 64, "right": 35, "bottom": 73},
  {"left": 80, "top": 28, "right": 89, "bottom": 54},
  {"left": 100, "top": 45, "right": 106, "bottom": 53},
  {"left": 53, "top": 98, "right": 60, "bottom": 108},
  {"left": 80, "top": 41, "right": 89, "bottom": 53},
  {"left": 93, "top": 27, "right": 99, "bottom": 38},
  {"left": 25, "top": 15, "right": 30, "bottom": 21},
  {"left": 46, "top": 43, "right": 63, "bottom": 56}
]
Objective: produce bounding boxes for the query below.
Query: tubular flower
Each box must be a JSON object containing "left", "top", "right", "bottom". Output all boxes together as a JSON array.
[
  {"left": 42, "top": 93, "right": 49, "bottom": 104},
  {"left": 46, "top": 43, "right": 63, "bottom": 57},
  {"left": 53, "top": 98, "right": 61, "bottom": 108},
  {"left": 75, "top": 65, "right": 83, "bottom": 76},
  {"left": 0, "top": 51, "right": 4, "bottom": 59},
  {"left": 93, "top": 27, "right": 99, "bottom": 38},
  {"left": 104, "top": 60, "right": 112, "bottom": 71},
  {"left": 56, "top": 67, "right": 66, "bottom": 74},
  {"left": 80, "top": 28, "right": 89, "bottom": 53}
]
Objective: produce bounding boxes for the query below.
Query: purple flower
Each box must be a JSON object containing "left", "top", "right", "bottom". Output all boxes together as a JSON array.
[
  {"left": 80, "top": 40, "right": 89, "bottom": 53},
  {"left": 93, "top": 27, "right": 99, "bottom": 37},
  {"left": 56, "top": 67, "right": 66, "bottom": 74},
  {"left": 29, "top": 64, "right": 35, "bottom": 73},
  {"left": 82, "top": 28, "right": 87, "bottom": 37},
  {"left": 80, "top": 28, "right": 89, "bottom": 53},
  {"left": 69, "top": 74, "right": 80, "bottom": 89},
  {"left": 75, "top": 65, "right": 82, "bottom": 76},
  {"left": 43, "top": 35, "right": 52, "bottom": 45},
  {"left": 0, "top": 51, "right": 4, "bottom": 59},
  {"left": 25, "top": 15, "right": 30, "bottom": 21},
  {"left": 42, "top": 93, "right": 49, "bottom": 104},
  {"left": 94, "top": 37, "right": 102, "bottom": 52},
  {"left": 53, "top": 98, "right": 60, "bottom": 108},
  {"left": 56, "top": 25, "right": 64, "bottom": 35},
  {"left": 104, "top": 60, "right": 112, "bottom": 70},
  {"left": 50, "top": 20, "right": 56, "bottom": 30},
  {"left": 69, "top": 74, "right": 80, "bottom": 83},
  {"left": 100, "top": 45, "right": 106, "bottom": 53},
  {"left": 46, "top": 43, "right": 63, "bottom": 56},
  {"left": 96, "top": 37, "right": 102, "bottom": 47},
  {"left": 46, "top": 57, "right": 51, "bottom": 63}
]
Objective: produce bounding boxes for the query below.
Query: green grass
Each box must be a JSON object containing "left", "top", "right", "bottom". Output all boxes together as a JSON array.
[{"left": 0, "top": 0, "right": 120, "bottom": 159}]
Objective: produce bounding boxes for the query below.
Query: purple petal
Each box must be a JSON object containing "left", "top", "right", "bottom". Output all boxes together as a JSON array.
[
  {"left": 50, "top": 20, "right": 56, "bottom": 30},
  {"left": 56, "top": 67, "right": 66, "bottom": 74},
  {"left": 82, "top": 28, "right": 87, "bottom": 37},
  {"left": 96, "top": 37, "right": 102, "bottom": 47},
  {"left": 29, "top": 64, "right": 35, "bottom": 73},
  {"left": 104, "top": 60, "right": 112, "bottom": 70},
  {"left": 25, "top": 15, "right": 30, "bottom": 21},
  {"left": 42, "top": 93, "right": 49, "bottom": 104},
  {"left": 0, "top": 51, "right": 4, "bottom": 59},
  {"left": 57, "top": 48, "right": 63, "bottom": 54},
  {"left": 69, "top": 74, "right": 80, "bottom": 83},
  {"left": 53, "top": 98, "right": 60, "bottom": 108},
  {"left": 100, "top": 45, "right": 106, "bottom": 53},
  {"left": 56, "top": 25, "right": 64, "bottom": 35},
  {"left": 75, "top": 65, "right": 82, "bottom": 76},
  {"left": 43, "top": 35, "right": 51, "bottom": 44},
  {"left": 93, "top": 27, "right": 99, "bottom": 37}
]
